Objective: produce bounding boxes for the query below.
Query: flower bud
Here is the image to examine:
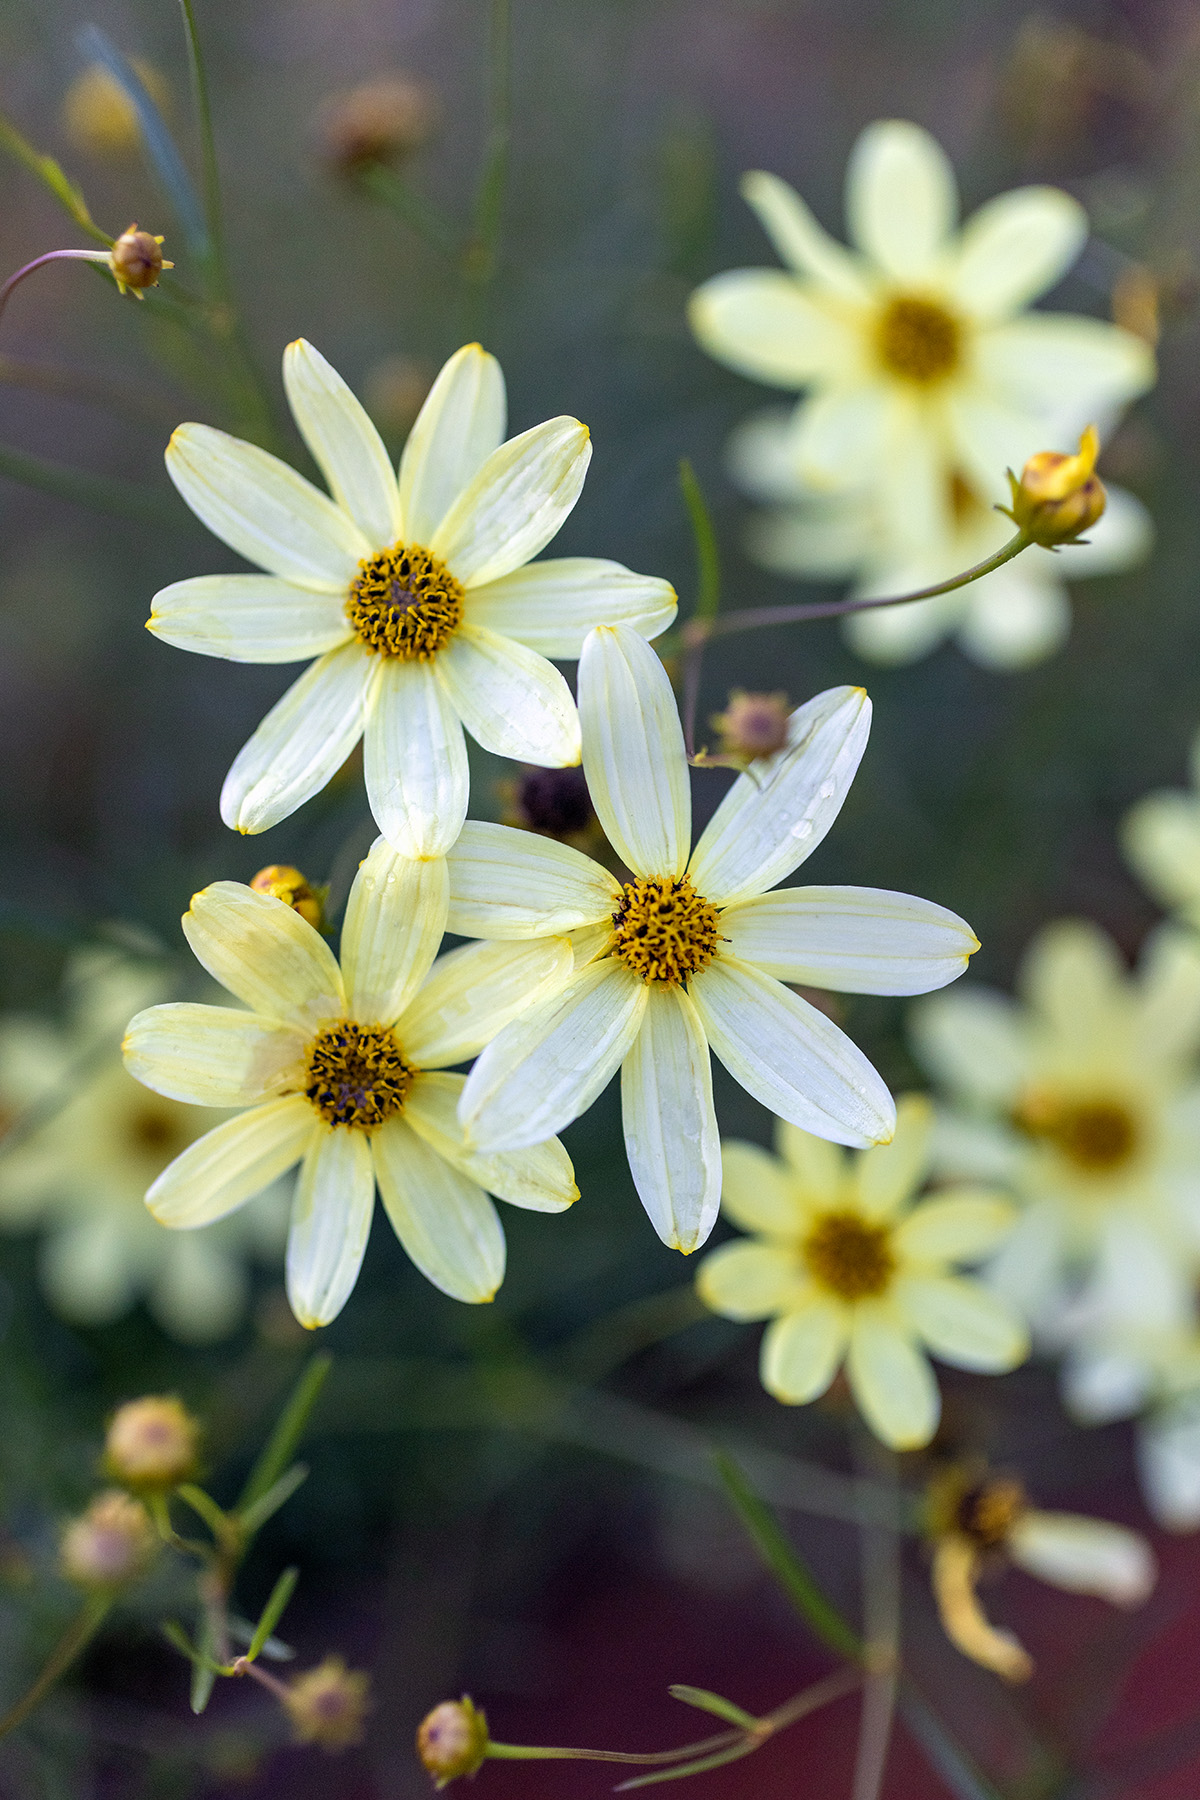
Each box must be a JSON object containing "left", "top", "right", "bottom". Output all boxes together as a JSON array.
[
  {"left": 283, "top": 1657, "right": 371, "bottom": 1751},
  {"left": 108, "top": 224, "right": 173, "bottom": 296},
  {"left": 417, "top": 1697, "right": 489, "bottom": 1788},
  {"left": 250, "top": 864, "right": 326, "bottom": 931},
  {"left": 318, "top": 74, "right": 439, "bottom": 175},
  {"left": 1004, "top": 425, "right": 1106, "bottom": 546},
  {"left": 60, "top": 1491, "right": 156, "bottom": 1590},
  {"left": 502, "top": 766, "right": 594, "bottom": 843},
  {"left": 104, "top": 1395, "right": 199, "bottom": 1492},
  {"left": 711, "top": 690, "right": 791, "bottom": 762}
]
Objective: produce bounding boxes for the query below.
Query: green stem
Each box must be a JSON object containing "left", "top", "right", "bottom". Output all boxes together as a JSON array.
[
  {"left": 0, "top": 441, "right": 180, "bottom": 524},
  {"left": 177, "top": 0, "right": 222, "bottom": 279},
  {"left": 463, "top": 0, "right": 512, "bottom": 331},
  {"left": 678, "top": 458, "right": 721, "bottom": 623},
  {"left": 0, "top": 1599, "right": 108, "bottom": 1739},
  {"left": 486, "top": 1734, "right": 740, "bottom": 1766},
  {"left": 356, "top": 166, "right": 461, "bottom": 260}
]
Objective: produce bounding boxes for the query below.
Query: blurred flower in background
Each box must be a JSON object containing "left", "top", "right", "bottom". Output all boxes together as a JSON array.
[
  {"left": 60, "top": 57, "right": 169, "bottom": 159},
  {"left": 1124, "top": 727, "right": 1200, "bottom": 930}
]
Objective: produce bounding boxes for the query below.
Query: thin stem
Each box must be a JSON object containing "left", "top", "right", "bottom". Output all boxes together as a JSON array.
[
  {"left": 851, "top": 1449, "right": 902, "bottom": 1800},
  {"left": 0, "top": 249, "right": 110, "bottom": 327},
  {"left": 678, "top": 459, "right": 722, "bottom": 756},
  {"left": 0, "top": 440, "right": 179, "bottom": 524},
  {"left": 177, "top": 0, "right": 222, "bottom": 278},
  {"left": 355, "top": 166, "right": 461, "bottom": 260},
  {"left": 238, "top": 1658, "right": 291, "bottom": 1704},
  {"left": 463, "top": 0, "right": 512, "bottom": 329},
  {"left": 0, "top": 1599, "right": 108, "bottom": 1739},
  {"left": 487, "top": 1733, "right": 741, "bottom": 1767}
]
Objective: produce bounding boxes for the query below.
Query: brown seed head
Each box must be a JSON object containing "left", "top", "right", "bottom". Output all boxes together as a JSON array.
[
  {"left": 105, "top": 1395, "right": 199, "bottom": 1491},
  {"left": 284, "top": 1657, "right": 371, "bottom": 1752},
  {"left": 61, "top": 1490, "right": 156, "bottom": 1589},
  {"left": 417, "top": 1697, "right": 490, "bottom": 1788}
]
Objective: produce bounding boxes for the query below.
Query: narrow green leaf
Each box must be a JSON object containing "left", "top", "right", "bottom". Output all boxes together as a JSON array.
[
  {"left": 190, "top": 1609, "right": 218, "bottom": 1714},
  {"left": 667, "top": 1686, "right": 757, "bottom": 1730},
  {"left": 237, "top": 1355, "right": 332, "bottom": 1514},
  {"left": 0, "top": 114, "right": 110, "bottom": 244},
  {"left": 247, "top": 1567, "right": 299, "bottom": 1663},
  {"left": 228, "top": 1615, "right": 295, "bottom": 1661},
  {"left": 238, "top": 1463, "right": 308, "bottom": 1538},
  {"left": 713, "top": 1452, "right": 862, "bottom": 1663},
  {"left": 678, "top": 459, "right": 721, "bottom": 624},
  {"left": 176, "top": 1484, "right": 229, "bottom": 1541},
  {"left": 162, "top": 1620, "right": 198, "bottom": 1662}
]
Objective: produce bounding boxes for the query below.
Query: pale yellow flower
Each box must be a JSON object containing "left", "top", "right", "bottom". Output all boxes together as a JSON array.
[{"left": 1123, "top": 729, "right": 1200, "bottom": 931}]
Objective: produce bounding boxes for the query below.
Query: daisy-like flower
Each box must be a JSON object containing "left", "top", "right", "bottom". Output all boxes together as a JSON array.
[
  {"left": 727, "top": 409, "right": 1151, "bottom": 670},
  {"left": 1123, "top": 729, "right": 1200, "bottom": 931},
  {"left": 453, "top": 625, "right": 979, "bottom": 1254},
  {"left": 122, "top": 841, "right": 577, "bottom": 1327},
  {"left": 695, "top": 1097, "right": 1027, "bottom": 1449},
  {"left": 0, "top": 950, "right": 285, "bottom": 1342},
  {"left": 689, "top": 119, "right": 1154, "bottom": 565},
  {"left": 925, "top": 1464, "right": 1155, "bottom": 1682},
  {"left": 149, "top": 340, "right": 676, "bottom": 855},
  {"left": 911, "top": 920, "right": 1200, "bottom": 1334}
]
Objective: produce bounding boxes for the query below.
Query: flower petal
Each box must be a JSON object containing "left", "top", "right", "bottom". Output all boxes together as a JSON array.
[
  {"left": 437, "top": 624, "right": 581, "bottom": 765},
  {"left": 720, "top": 886, "right": 978, "bottom": 994},
  {"left": 1008, "top": 1512, "right": 1155, "bottom": 1604},
  {"left": 687, "top": 270, "right": 863, "bottom": 388},
  {"left": 579, "top": 624, "right": 690, "bottom": 879},
  {"left": 846, "top": 1307, "right": 940, "bottom": 1448},
  {"left": 909, "top": 986, "right": 1027, "bottom": 1106},
  {"left": 947, "top": 187, "right": 1088, "bottom": 321},
  {"left": 688, "top": 687, "right": 871, "bottom": 904},
  {"left": 445, "top": 820, "right": 619, "bottom": 939},
  {"left": 791, "top": 386, "right": 894, "bottom": 488},
  {"left": 364, "top": 656, "right": 469, "bottom": 857},
  {"left": 150, "top": 1234, "right": 246, "bottom": 1343},
  {"left": 1124, "top": 791, "right": 1200, "bottom": 923},
  {"left": 956, "top": 564, "right": 1070, "bottom": 671},
  {"left": 740, "top": 171, "right": 871, "bottom": 300},
  {"left": 460, "top": 959, "right": 648, "bottom": 1153},
  {"left": 373, "top": 1114, "right": 505, "bottom": 1301},
  {"left": 621, "top": 984, "right": 721, "bottom": 1253},
  {"left": 147, "top": 574, "right": 353, "bottom": 663},
  {"left": 403, "top": 1071, "right": 577, "bottom": 1213},
  {"left": 166, "top": 422, "right": 369, "bottom": 589},
  {"left": 846, "top": 120, "right": 957, "bottom": 281},
  {"left": 776, "top": 1123, "right": 845, "bottom": 1206},
  {"left": 466, "top": 558, "right": 677, "bottom": 657},
  {"left": 761, "top": 1299, "right": 848, "bottom": 1402},
  {"left": 690, "top": 957, "right": 895, "bottom": 1147},
  {"left": 1019, "top": 917, "right": 1123, "bottom": 1043},
  {"left": 400, "top": 937, "right": 574, "bottom": 1067},
  {"left": 893, "top": 1193, "right": 1016, "bottom": 1262},
  {"left": 282, "top": 338, "right": 401, "bottom": 547},
  {"left": 1137, "top": 1402, "right": 1200, "bottom": 1531},
  {"left": 146, "top": 1096, "right": 316, "bottom": 1227},
  {"left": 123, "top": 1003, "right": 307, "bottom": 1106},
  {"left": 220, "top": 641, "right": 375, "bottom": 835},
  {"left": 286, "top": 1126, "right": 375, "bottom": 1327},
  {"left": 398, "top": 343, "right": 506, "bottom": 546},
  {"left": 853, "top": 1093, "right": 933, "bottom": 1219},
  {"left": 1132, "top": 925, "right": 1200, "bottom": 1065},
  {"left": 431, "top": 417, "right": 591, "bottom": 587},
  {"left": 697, "top": 1241, "right": 806, "bottom": 1319},
  {"left": 340, "top": 838, "right": 448, "bottom": 1025},
  {"left": 41, "top": 1217, "right": 134, "bottom": 1324},
  {"left": 895, "top": 1272, "right": 1029, "bottom": 1371},
  {"left": 182, "top": 882, "right": 344, "bottom": 1026},
  {"left": 720, "top": 1139, "right": 807, "bottom": 1237},
  {"left": 975, "top": 316, "right": 1155, "bottom": 422}
]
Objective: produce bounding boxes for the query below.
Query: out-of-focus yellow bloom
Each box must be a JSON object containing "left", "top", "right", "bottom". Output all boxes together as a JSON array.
[
  {"left": 60, "top": 1490, "right": 156, "bottom": 1589},
  {"left": 283, "top": 1657, "right": 371, "bottom": 1751},
  {"left": 416, "top": 1696, "right": 489, "bottom": 1787},
  {"left": 105, "top": 1395, "right": 199, "bottom": 1492},
  {"left": 61, "top": 59, "right": 168, "bottom": 158},
  {"left": 1123, "top": 730, "right": 1200, "bottom": 932},
  {"left": 250, "top": 865, "right": 326, "bottom": 932}
]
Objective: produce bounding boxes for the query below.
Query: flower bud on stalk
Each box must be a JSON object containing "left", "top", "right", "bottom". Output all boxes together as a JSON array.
[
  {"left": 60, "top": 1491, "right": 156, "bottom": 1590},
  {"left": 417, "top": 1696, "right": 490, "bottom": 1788},
  {"left": 1003, "top": 425, "right": 1106, "bottom": 546},
  {"left": 250, "top": 864, "right": 327, "bottom": 931},
  {"left": 108, "top": 224, "right": 172, "bottom": 296},
  {"left": 711, "top": 690, "right": 791, "bottom": 763},
  {"left": 104, "top": 1395, "right": 199, "bottom": 1492}
]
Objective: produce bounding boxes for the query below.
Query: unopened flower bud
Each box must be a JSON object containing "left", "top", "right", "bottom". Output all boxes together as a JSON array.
[
  {"left": 318, "top": 74, "right": 439, "bottom": 175},
  {"left": 61, "top": 1490, "right": 156, "bottom": 1590},
  {"left": 417, "top": 1697, "right": 489, "bottom": 1788},
  {"left": 1004, "top": 425, "right": 1106, "bottom": 546},
  {"left": 503, "top": 766, "right": 594, "bottom": 842},
  {"left": 62, "top": 60, "right": 170, "bottom": 158},
  {"left": 711, "top": 690, "right": 791, "bottom": 762},
  {"left": 108, "top": 224, "right": 172, "bottom": 296},
  {"left": 250, "top": 864, "right": 326, "bottom": 931},
  {"left": 105, "top": 1395, "right": 199, "bottom": 1492},
  {"left": 283, "top": 1656, "right": 371, "bottom": 1751}
]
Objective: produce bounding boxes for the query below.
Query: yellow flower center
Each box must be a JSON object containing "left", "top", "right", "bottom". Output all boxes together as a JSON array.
[
  {"left": 1015, "top": 1090, "right": 1141, "bottom": 1175},
  {"left": 305, "top": 1020, "right": 414, "bottom": 1129},
  {"left": 875, "top": 294, "right": 961, "bottom": 384},
  {"left": 127, "top": 1101, "right": 189, "bottom": 1159},
  {"left": 803, "top": 1210, "right": 895, "bottom": 1301},
  {"left": 346, "top": 541, "right": 464, "bottom": 659},
  {"left": 611, "top": 875, "right": 721, "bottom": 985}
]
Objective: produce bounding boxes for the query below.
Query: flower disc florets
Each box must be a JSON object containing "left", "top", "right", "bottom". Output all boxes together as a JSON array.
[
  {"left": 305, "top": 1021, "right": 414, "bottom": 1129},
  {"left": 1015, "top": 1089, "right": 1140, "bottom": 1173},
  {"left": 347, "top": 542, "right": 464, "bottom": 658},
  {"left": 803, "top": 1211, "right": 896, "bottom": 1300},
  {"left": 611, "top": 876, "right": 720, "bottom": 986},
  {"left": 875, "top": 294, "right": 961, "bottom": 383},
  {"left": 284, "top": 1656, "right": 371, "bottom": 1751}
]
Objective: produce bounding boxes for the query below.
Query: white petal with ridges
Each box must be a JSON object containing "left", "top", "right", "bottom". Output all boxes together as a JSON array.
[
  {"left": 285, "top": 1126, "right": 375, "bottom": 1327},
  {"left": 846, "top": 1307, "right": 940, "bottom": 1448},
  {"left": 846, "top": 120, "right": 957, "bottom": 281},
  {"left": 401, "top": 937, "right": 574, "bottom": 1068},
  {"left": 761, "top": 1299, "right": 848, "bottom": 1402},
  {"left": 689, "top": 687, "right": 871, "bottom": 904},
  {"left": 896, "top": 1273, "right": 1029, "bottom": 1371},
  {"left": 182, "top": 882, "right": 344, "bottom": 1027},
  {"left": 687, "top": 270, "right": 864, "bottom": 388},
  {"left": 146, "top": 1096, "right": 316, "bottom": 1227},
  {"left": 398, "top": 344, "right": 506, "bottom": 546},
  {"left": 460, "top": 959, "right": 648, "bottom": 1153},
  {"left": 621, "top": 984, "right": 721, "bottom": 1253},
  {"left": 341, "top": 839, "right": 448, "bottom": 1026},
  {"left": 948, "top": 187, "right": 1088, "bottom": 321},
  {"left": 432, "top": 418, "right": 591, "bottom": 587},
  {"left": 720, "top": 1140, "right": 806, "bottom": 1237},
  {"left": 373, "top": 1114, "right": 505, "bottom": 1301},
  {"left": 579, "top": 625, "right": 690, "bottom": 879},
  {"left": 740, "top": 171, "right": 871, "bottom": 300},
  {"left": 123, "top": 1004, "right": 307, "bottom": 1106},
  {"left": 446, "top": 820, "right": 618, "bottom": 940},
  {"left": 1008, "top": 1512, "right": 1155, "bottom": 1603},
  {"left": 404, "top": 1072, "right": 577, "bottom": 1212},
  {"left": 720, "top": 886, "right": 978, "bottom": 994},
  {"left": 437, "top": 625, "right": 581, "bottom": 765},
  {"left": 697, "top": 1241, "right": 806, "bottom": 1319},
  {"left": 220, "top": 641, "right": 375, "bottom": 835},
  {"left": 148, "top": 574, "right": 353, "bottom": 663},
  {"left": 690, "top": 957, "right": 895, "bottom": 1146},
  {"left": 282, "top": 339, "right": 401, "bottom": 547},
  {"left": 365, "top": 656, "right": 469, "bottom": 857},
  {"left": 466, "top": 558, "right": 677, "bottom": 656},
  {"left": 166, "top": 423, "right": 368, "bottom": 589}
]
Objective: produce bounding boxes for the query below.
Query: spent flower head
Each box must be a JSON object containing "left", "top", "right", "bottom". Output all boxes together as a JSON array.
[
  {"left": 417, "top": 1697, "right": 489, "bottom": 1788},
  {"left": 283, "top": 1656, "right": 371, "bottom": 1751},
  {"left": 61, "top": 1490, "right": 157, "bottom": 1590},
  {"left": 105, "top": 1395, "right": 200, "bottom": 1491}
]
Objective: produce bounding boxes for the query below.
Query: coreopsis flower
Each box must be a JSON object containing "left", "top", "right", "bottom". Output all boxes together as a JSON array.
[
  {"left": 695, "top": 1097, "right": 1026, "bottom": 1449},
  {"left": 104, "top": 1395, "right": 200, "bottom": 1492},
  {"left": 123, "top": 841, "right": 577, "bottom": 1326},
  {"left": 60, "top": 1491, "right": 157, "bottom": 1590},
  {"left": 1123, "top": 730, "right": 1200, "bottom": 931},
  {"left": 150, "top": 341, "right": 676, "bottom": 855},
  {"left": 911, "top": 920, "right": 1200, "bottom": 1334},
  {"left": 925, "top": 1465, "right": 1155, "bottom": 1682},
  {"left": 0, "top": 950, "right": 286, "bottom": 1342},
  {"left": 283, "top": 1657, "right": 371, "bottom": 1751},
  {"left": 690, "top": 118, "right": 1154, "bottom": 563},
  {"left": 455, "top": 625, "right": 978, "bottom": 1255},
  {"left": 729, "top": 409, "right": 1150, "bottom": 669}
]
